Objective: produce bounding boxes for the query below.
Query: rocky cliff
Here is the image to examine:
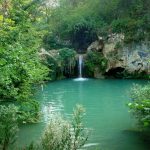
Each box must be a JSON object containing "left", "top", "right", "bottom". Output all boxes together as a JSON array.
[{"left": 87, "top": 34, "right": 150, "bottom": 78}]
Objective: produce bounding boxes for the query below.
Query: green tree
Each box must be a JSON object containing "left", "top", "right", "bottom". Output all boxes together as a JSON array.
[
  {"left": 43, "top": 0, "right": 150, "bottom": 47},
  {"left": 0, "top": 0, "right": 49, "bottom": 123},
  {"left": 0, "top": 0, "right": 49, "bottom": 102},
  {"left": 0, "top": 105, "right": 18, "bottom": 150}
]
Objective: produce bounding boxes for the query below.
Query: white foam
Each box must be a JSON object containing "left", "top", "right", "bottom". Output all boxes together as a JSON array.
[{"left": 73, "top": 78, "right": 88, "bottom": 81}]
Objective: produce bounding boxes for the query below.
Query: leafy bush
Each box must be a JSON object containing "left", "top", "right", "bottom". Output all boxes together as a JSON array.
[
  {"left": 0, "top": 105, "right": 89, "bottom": 150},
  {"left": 41, "top": 105, "right": 88, "bottom": 150},
  {"left": 111, "top": 18, "right": 145, "bottom": 43},
  {"left": 41, "top": 116, "right": 72, "bottom": 150},
  {"left": 0, "top": 18, "right": 49, "bottom": 101},
  {"left": 85, "top": 51, "right": 108, "bottom": 76},
  {"left": 0, "top": 1, "right": 49, "bottom": 124},
  {"left": 43, "top": 33, "right": 71, "bottom": 50},
  {"left": 0, "top": 105, "right": 18, "bottom": 150},
  {"left": 17, "top": 100, "right": 40, "bottom": 124},
  {"left": 128, "top": 84, "right": 150, "bottom": 128}
]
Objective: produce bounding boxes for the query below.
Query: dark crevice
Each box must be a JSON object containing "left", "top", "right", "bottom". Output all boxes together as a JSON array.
[{"left": 105, "top": 67, "right": 125, "bottom": 78}]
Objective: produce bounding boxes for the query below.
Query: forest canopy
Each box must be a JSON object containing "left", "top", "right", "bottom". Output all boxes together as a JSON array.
[{"left": 42, "top": 0, "right": 150, "bottom": 50}]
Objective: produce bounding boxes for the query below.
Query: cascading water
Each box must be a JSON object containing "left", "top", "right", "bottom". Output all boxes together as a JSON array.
[
  {"left": 79, "top": 55, "right": 83, "bottom": 78},
  {"left": 74, "top": 54, "right": 88, "bottom": 81}
]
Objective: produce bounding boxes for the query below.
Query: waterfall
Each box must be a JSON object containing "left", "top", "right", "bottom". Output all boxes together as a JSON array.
[
  {"left": 79, "top": 55, "right": 83, "bottom": 78},
  {"left": 73, "top": 55, "right": 88, "bottom": 81}
]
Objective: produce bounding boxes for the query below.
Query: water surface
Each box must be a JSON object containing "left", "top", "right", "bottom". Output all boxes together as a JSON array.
[{"left": 18, "top": 79, "right": 149, "bottom": 150}]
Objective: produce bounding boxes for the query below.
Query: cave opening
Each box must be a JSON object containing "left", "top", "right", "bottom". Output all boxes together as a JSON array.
[
  {"left": 71, "top": 22, "right": 97, "bottom": 53},
  {"left": 105, "top": 67, "right": 125, "bottom": 78}
]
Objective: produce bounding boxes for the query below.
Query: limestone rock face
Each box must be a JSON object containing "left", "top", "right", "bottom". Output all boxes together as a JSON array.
[
  {"left": 87, "top": 33, "right": 150, "bottom": 77},
  {"left": 122, "top": 47, "right": 149, "bottom": 74},
  {"left": 87, "top": 36, "right": 104, "bottom": 52},
  {"left": 104, "top": 36, "right": 150, "bottom": 75}
]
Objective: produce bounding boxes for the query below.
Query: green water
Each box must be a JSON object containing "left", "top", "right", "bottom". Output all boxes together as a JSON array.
[{"left": 18, "top": 79, "right": 150, "bottom": 150}]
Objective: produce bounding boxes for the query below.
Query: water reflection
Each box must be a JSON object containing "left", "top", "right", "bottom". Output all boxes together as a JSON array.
[
  {"left": 73, "top": 77, "right": 89, "bottom": 81},
  {"left": 41, "top": 89, "right": 65, "bottom": 123}
]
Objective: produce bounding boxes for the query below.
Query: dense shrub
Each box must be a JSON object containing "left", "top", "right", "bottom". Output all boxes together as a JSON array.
[
  {"left": 85, "top": 51, "right": 108, "bottom": 77},
  {"left": 0, "top": 105, "right": 18, "bottom": 150},
  {"left": 43, "top": 33, "right": 71, "bottom": 50},
  {"left": 0, "top": 0, "right": 49, "bottom": 123},
  {"left": 0, "top": 105, "right": 89, "bottom": 150},
  {"left": 41, "top": 105, "right": 88, "bottom": 150},
  {"left": 111, "top": 18, "right": 146, "bottom": 43},
  {"left": 128, "top": 84, "right": 150, "bottom": 128},
  {"left": 43, "top": 0, "right": 150, "bottom": 47},
  {"left": 17, "top": 100, "right": 40, "bottom": 123}
]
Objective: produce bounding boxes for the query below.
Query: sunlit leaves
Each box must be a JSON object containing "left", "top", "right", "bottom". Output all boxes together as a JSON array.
[{"left": 0, "top": 0, "right": 49, "bottom": 101}]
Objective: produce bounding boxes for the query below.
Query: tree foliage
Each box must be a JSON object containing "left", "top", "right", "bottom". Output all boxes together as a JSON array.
[
  {"left": 0, "top": 0, "right": 49, "bottom": 102},
  {"left": 0, "top": 0, "right": 50, "bottom": 123},
  {"left": 43, "top": 0, "right": 150, "bottom": 49}
]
